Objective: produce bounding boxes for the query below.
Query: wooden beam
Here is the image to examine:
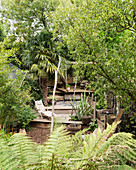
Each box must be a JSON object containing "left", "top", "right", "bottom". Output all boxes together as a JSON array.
[{"left": 108, "top": 108, "right": 124, "bottom": 138}]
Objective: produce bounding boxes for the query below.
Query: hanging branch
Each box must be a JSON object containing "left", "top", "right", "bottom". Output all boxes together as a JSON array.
[{"left": 50, "top": 57, "right": 61, "bottom": 135}]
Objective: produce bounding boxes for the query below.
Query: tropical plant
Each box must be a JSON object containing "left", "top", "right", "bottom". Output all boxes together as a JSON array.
[
  {"left": 70, "top": 93, "right": 92, "bottom": 120},
  {"left": 0, "top": 0, "right": 69, "bottom": 106},
  {"left": 0, "top": 122, "right": 136, "bottom": 169}
]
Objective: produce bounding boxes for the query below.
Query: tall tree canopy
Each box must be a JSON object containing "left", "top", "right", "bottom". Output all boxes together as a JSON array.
[
  {"left": 51, "top": 0, "right": 136, "bottom": 108},
  {"left": 1, "top": 0, "right": 64, "bottom": 105}
]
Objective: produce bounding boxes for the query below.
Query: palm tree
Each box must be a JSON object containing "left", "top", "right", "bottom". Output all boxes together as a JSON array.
[
  {"left": 22, "top": 29, "right": 61, "bottom": 105},
  {"left": 31, "top": 55, "right": 58, "bottom": 106}
]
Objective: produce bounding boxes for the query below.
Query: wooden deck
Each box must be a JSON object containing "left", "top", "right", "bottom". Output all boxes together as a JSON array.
[
  {"left": 57, "top": 87, "right": 93, "bottom": 100},
  {"left": 31, "top": 118, "right": 82, "bottom": 124},
  {"left": 44, "top": 105, "right": 74, "bottom": 114},
  {"left": 30, "top": 118, "right": 91, "bottom": 130},
  {"left": 57, "top": 87, "right": 93, "bottom": 93}
]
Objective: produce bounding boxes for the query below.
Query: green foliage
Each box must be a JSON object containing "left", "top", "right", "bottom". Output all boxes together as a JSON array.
[
  {"left": 24, "top": 77, "right": 43, "bottom": 102},
  {"left": 0, "top": 129, "right": 11, "bottom": 141},
  {"left": 70, "top": 93, "right": 92, "bottom": 120},
  {"left": 40, "top": 125, "right": 72, "bottom": 169},
  {"left": 0, "top": 57, "right": 35, "bottom": 130},
  {"left": 66, "top": 84, "right": 70, "bottom": 87},
  {"left": 1, "top": 0, "right": 63, "bottom": 106},
  {"left": 0, "top": 122, "right": 136, "bottom": 169},
  {"left": 0, "top": 24, "right": 6, "bottom": 42},
  {"left": 130, "top": 113, "right": 136, "bottom": 127},
  {"left": 51, "top": 0, "right": 136, "bottom": 109},
  {"left": 88, "top": 118, "right": 98, "bottom": 131},
  {"left": 0, "top": 133, "right": 38, "bottom": 170},
  {"left": 96, "top": 99, "right": 107, "bottom": 110}
]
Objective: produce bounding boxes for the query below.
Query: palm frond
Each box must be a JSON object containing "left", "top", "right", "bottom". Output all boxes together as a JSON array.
[{"left": 31, "top": 64, "right": 40, "bottom": 72}]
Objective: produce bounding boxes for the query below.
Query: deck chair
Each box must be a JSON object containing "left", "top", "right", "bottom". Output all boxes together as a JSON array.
[{"left": 35, "top": 100, "right": 56, "bottom": 120}]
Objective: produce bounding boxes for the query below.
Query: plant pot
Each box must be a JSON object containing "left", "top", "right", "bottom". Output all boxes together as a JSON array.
[
  {"left": 82, "top": 115, "right": 92, "bottom": 124},
  {"left": 66, "top": 87, "right": 70, "bottom": 92},
  {"left": 67, "top": 124, "right": 81, "bottom": 131}
]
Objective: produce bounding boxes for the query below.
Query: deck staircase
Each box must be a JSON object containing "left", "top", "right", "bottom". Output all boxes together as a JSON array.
[{"left": 47, "top": 90, "right": 64, "bottom": 101}]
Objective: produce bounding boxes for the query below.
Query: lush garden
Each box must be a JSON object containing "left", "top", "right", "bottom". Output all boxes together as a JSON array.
[{"left": 0, "top": 0, "right": 136, "bottom": 169}]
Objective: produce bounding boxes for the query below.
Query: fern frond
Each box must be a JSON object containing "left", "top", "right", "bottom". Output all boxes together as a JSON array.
[
  {"left": 82, "top": 122, "right": 119, "bottom": 159},
  {"left": 0, "top": 133, "right": 39, "bottom": 170},
  {"left": 71, "top": 122, "right": 136, "bottom": 169},
  {"left": 35, "top": 125, "right": 72, "bottom": 169},
  {"left": 0, "top": 123, "right": 135, "bottom": 170},
  {"left": 107, "top": 165, "right": 135, "bottom": 170},
  {"left": 97, "top": 132, "right": 136, "bottom": 168}
]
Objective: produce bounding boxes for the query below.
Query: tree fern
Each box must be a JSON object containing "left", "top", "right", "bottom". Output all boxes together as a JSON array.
[
  {"left": 0, "top": 123, "right": 135, "bottom": 170},
  {"left": 72, "top": 122, "right": 136, "bottom": 169},
  {"left": 97, "top": 132, "right": 136, "bottom": 169},
  {"left": 27, "top": 125, "right": 72, "bottom": 170},
  {"left": 41, "top": 125, "right": 72, "bottom": 169}
]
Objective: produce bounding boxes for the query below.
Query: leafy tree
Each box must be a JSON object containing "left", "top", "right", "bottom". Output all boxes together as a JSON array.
[
  {"left": 0, "top": 43, "right": 35, "bottom": 131},
  {"left": 0, "top": 24, "right": 6, "bottom": 42},
  {"left": 1, "top": 0, "right": 62, "bottom": 105},
  {"left": 51, "top": 0, "right": 136, "bottom": 108}
]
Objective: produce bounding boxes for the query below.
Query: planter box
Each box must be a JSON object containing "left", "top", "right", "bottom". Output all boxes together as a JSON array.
[
  {"left": 82, "top": 115, "right": 92, "bottom": 124},
  {"left": 68, "top": 124, "right": 81, "bottom": 131}
]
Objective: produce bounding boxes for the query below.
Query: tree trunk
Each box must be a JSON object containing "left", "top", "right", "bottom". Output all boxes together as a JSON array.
[
  {"left": 42, "top": 76, "right": 48, "bottom": 106},
  {"left": 39, "top": 76, "right": 41, "bottom": 88}
]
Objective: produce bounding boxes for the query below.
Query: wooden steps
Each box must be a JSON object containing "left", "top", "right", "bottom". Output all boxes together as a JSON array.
[
  {"left": 47, "top": 95, "right": 64, "bottom": 101},
  {"left": 44, "top": 105, "right": 73, "bottom": 114}
]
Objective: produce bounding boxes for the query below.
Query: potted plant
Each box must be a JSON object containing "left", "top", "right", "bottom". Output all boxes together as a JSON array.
[
  {"left": 67, "top": 123, "right": 81, "bottom": 134},
  {"left": 82, "top": 114, "right": 92, "bottom": 125},
  {"left": 81, "top": 93, "right": 92, "bottom": 124},
  {"left": 70, "top": 93, "right": 92, "bottom": 124},
  {"left": 66, "top": 84, "right": 70, "bottom": 91},
  {"left": 81, "top": 95, "right": 92, "bottom": 124}
]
